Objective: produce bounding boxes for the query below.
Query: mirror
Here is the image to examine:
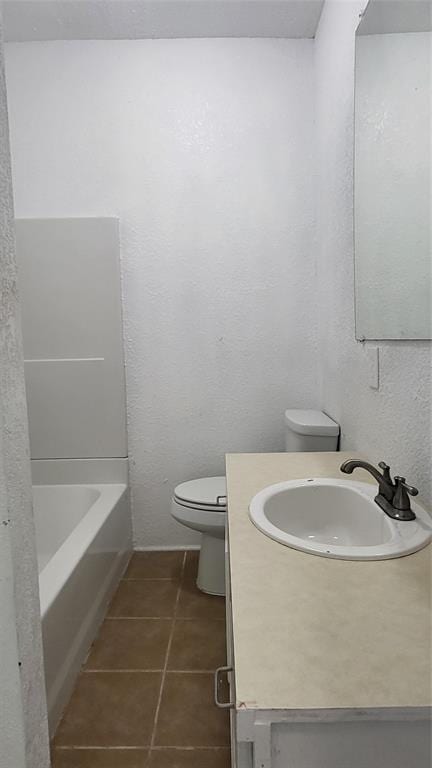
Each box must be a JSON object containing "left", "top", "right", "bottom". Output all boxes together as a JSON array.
[{"left": 354, "top": 0, "right": 431, "bottom": 340}]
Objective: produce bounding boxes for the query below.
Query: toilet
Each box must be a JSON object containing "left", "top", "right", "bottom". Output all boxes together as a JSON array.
[
  {"left": 171, "top": 476, "right": 227, "bottom": 596},
  {"left": 171, "top": 409, "right": 339, "bottom": 596}
]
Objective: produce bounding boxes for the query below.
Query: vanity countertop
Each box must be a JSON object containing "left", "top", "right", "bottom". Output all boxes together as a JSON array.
[{"left": 226, "top": 451, "right": 431, "bottom": 713}]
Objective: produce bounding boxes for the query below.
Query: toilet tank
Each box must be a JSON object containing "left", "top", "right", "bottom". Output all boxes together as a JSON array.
[{"left": 284, "top": 409, "right": 339, "bottom": 452}]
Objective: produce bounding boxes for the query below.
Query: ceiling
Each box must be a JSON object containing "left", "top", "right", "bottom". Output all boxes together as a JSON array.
[
  {"left": 357, "top": 0, "right": 432, "bottom": 35},
  {"left": 2, "top": 0, "right": 325, "bottom": 42}
]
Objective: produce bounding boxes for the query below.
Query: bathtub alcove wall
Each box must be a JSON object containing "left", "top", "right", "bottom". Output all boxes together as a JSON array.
[{"left": 15, "top": 217, "right": 132, "bottom": 733}]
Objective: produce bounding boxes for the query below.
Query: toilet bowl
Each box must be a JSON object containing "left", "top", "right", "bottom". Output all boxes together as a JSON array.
[
  {"left": 172, "top": 409, "right": 340, "bottom": 597},
  {"left": 171, "top": 476, "right": 226, "bottom": 596}
]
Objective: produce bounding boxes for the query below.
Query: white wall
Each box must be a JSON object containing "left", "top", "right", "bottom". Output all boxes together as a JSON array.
[
  {"left": 0, "top": 15, "right": 50, "bottom": 767},
  {"left": 5, "top": 38, "right": 319, "bottom": 546},
  {"left": 0, "top": 513, "right": 26, "bottom": 768},
  {"left": 315, "top": 0, "right": 431, "bottom": 505}
]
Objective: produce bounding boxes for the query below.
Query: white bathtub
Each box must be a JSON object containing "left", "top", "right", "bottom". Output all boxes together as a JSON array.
[{"left": 33, "top": 482, "right": 131, "bottom": 734}]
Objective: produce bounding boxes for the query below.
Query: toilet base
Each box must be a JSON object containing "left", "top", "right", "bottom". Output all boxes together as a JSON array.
[{"left": 196, "top": 534, "right": 226, "bottom": 596}]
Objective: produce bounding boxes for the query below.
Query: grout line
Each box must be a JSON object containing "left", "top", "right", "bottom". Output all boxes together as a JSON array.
[
  {"left": 83, "top": 669, "right": 164, "bottom": 674},
  {"left": 149, "top": 746, "right": 230, "bottom": 752},
  {"left": 83, "top": 669, "right": 219, "bottom": 674},
  {"left": 104, "top": 616, "right": 173, "bottom": 621},
  {"left": 149, "top": 551, "right": 187, "bottom": 750},
  {"left": 54, "top": 745, "right": 229, "bottom": 751},
  {"left": 132, "top": 546, "right": 200, "bottom": 552},
  {"left": 105, "top": 615, "right": 225, "bottom": 621},
  {"left": 121, "top": 577, "right": 184, "bottom": 582},
  {"left": 54, "top": 746, "right": 151, "bottom": 751},
  {"left": 106, "top": 616, "right": 177, "bottom": 620},
  {"left": 171, "top": 668, "right": 227, "bottom": 676}
]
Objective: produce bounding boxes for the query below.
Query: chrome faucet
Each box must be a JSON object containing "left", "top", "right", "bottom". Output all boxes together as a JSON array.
[{"left": 340, "top": 459, "right": 418, "bottom": 521}]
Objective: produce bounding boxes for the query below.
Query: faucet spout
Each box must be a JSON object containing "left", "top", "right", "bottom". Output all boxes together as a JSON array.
[
  {"left": 340, "top": 459, "right": 394, "bottom": 501},
  {"left": 340, "top": 459, "right": 417, "bottom": 521}
]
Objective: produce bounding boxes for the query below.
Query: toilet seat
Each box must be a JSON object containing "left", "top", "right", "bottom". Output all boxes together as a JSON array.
[
  {"left": 173, "top": 476, "right": 227, "bottom": 512},
  {"left": 173, "top": 498, "right": 226, "bottom": 513}
]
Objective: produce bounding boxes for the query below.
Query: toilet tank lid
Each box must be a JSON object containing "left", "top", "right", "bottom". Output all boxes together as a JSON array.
[{"left": 284, "top": 409, "right": 340, "bottom": 437}]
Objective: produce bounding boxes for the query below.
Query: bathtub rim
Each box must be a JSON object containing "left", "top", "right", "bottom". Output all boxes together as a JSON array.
[{"left": 37, "top": 482, "right": 128, "bottom": 617}]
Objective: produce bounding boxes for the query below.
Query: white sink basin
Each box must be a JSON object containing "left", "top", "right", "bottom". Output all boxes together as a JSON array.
[{"left": 249, "top": 478, "right": 432, "bottom": 560}]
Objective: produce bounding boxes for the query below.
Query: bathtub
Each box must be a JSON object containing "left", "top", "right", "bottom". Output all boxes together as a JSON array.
[{"left": 33, "top": 482, "right": 131, "bottom": 733}]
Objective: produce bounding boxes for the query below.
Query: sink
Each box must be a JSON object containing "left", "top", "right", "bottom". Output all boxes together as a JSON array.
[{"left": 249, "top": 478, "right": 432, "bottom": 560}]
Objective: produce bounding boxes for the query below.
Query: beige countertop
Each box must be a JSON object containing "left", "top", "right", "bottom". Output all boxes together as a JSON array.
[{"left": 226, "top": 452, "right": 432, "bottom": 713}]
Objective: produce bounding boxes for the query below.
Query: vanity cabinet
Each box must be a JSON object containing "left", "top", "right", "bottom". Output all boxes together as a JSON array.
[
  {"left": 223, "top": 452, "right": 431, "bottom": 768},
  {"left": 223, "top": 529, "right": 430, "bottom": 768}
]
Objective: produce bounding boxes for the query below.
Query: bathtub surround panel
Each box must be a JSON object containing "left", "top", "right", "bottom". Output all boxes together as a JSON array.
[
  {"left": 31, "top": 458, "right": 129, "bottom": 485},
  {"left": 15, "top": 217, "right": 127, "bottom": 459},
  {"left": 5, "top": 38, "right": 319, "bottom": 547},
  {"left": 24, "top": 357, "right": 123, "bottom": 459},
  {"left": 0, "top": 14, "right": 50, "bottom": 768},
  {"left": 314, "top": 1, "right": 432, "bottom": 505}
]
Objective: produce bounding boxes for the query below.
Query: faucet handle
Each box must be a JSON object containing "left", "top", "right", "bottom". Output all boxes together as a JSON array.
[
  {"left": 394, "top": 476, "right": 418, "bottom": 497},
  {"left": 393, "top": 476, "right": 419, "bottom": 514},
  {"left": 378, "top": 461, "right": 393, "bottom": 484}
]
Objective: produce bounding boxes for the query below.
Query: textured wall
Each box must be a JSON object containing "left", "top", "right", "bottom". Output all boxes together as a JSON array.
[
  {"left": 0, "top": 510, "right": 26, "bottom": 768},
  {"left": 314, "top": 0, "right": 432, "bottom": 505},
  {"left": 5, "top": 38, "right": 319, "bottom": 547},
  {"left": 0, "top": 17, "right": 50, "bottom": 768}
]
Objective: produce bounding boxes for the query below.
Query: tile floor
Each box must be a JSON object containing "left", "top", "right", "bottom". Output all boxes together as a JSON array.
[{"left": 52, "top": 551, "right": 230, "bottom": 768}]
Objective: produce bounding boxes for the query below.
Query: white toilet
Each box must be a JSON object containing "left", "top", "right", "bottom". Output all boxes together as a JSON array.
[
  {"left": 171, "top": 476, "right": 227, "bottom": 596},
  {"left": 172, "top": 409, "right": 339, "bottom": 596}
]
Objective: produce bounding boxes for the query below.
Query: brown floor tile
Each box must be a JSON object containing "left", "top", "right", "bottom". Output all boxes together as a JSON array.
[
  {"left": 154, "top": 673, "right": 230, "bottom": 748},
  {"left": 108, "top": 580, "right": 179, "bottom": 618},
  {"left": 85, "top": 619, "right": 172, "bottom": 670},
  {"left": 183, "top": 551, "right": 200, "bottom": 582},
  {"left": 177, "top": 580, "right": 225, "bottom": 621},
  {"left": 149, "top": 748, "right": 231, "bottom": 767},
  {"left": 125, "top": 552, "right": 184, "bottom": 580},
  {"left": 168, "top": 620, "right": 226, "bottom": 671},
  {"left": 55, "top": 672, "right": 161, "bottom": 747},
  {"left": 51, "top": 749, "right": 149, "bottom": 767}
]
